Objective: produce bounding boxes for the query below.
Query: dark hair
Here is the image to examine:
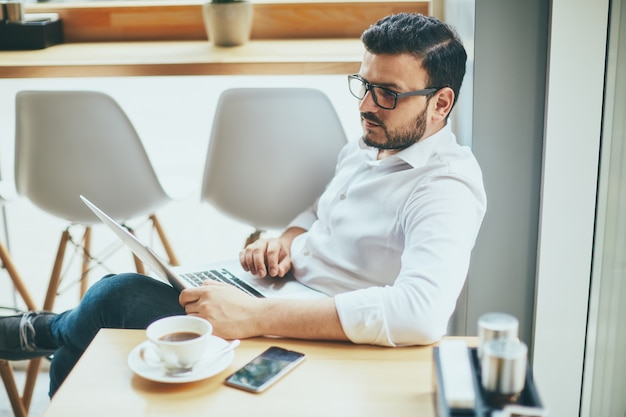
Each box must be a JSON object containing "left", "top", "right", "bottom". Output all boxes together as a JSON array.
[{"left": 361, "top": 13, "right": 467, "bottom": 109}]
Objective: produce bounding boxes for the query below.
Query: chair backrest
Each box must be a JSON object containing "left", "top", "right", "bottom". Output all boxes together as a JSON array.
[
  {"left": 201, "top": 88, "right": 348, "bottom": 230},
  {"left": 15, "top": 90, "right": 170, "bottom": 223}
]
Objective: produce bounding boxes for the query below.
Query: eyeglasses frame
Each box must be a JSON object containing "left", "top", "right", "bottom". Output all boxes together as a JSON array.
[{"left": 347, "top": 74, "right": 439, "bottom": 110}]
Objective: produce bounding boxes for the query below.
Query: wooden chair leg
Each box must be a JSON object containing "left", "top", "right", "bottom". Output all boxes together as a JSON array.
[
  {"left": 0, "top": 243, "right": 37, "bottom": 311},
  {"left": 1, "top": 243, "right": 43, "bottom": 412},
  {"left": 1, "top": 235, "right": 44, "bottom": 416},
  {"left": 79, "top": 226, "right": 92, "bottom": 299},
  {"left": 123, "top": 226, "right": 146, "bottom": 275},
  {"left": 150, "top": 214, "right": 179, "bottom": 266},
  {"left": 44, "top": 229, "right": 70, "bottom": 312},
  {"left": 0, "top": 360, "right": 28, "bottom": 417},
  {"left": 132, "top": 253, "right": 146, "bottom": 275},
  {"left": 21, "top": 358, "right": 42, "bottom": 411},
  {"left": 245, "top": 230, "right": 263, "bottom": 248}
]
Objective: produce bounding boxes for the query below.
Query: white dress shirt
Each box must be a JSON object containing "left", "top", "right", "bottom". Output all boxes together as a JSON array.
[{"left": 287, "top": 122, "right": 487, "bottom": 347}]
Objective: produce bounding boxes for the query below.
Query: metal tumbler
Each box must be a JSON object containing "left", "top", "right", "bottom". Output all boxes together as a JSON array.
[
  {"left": 477, "top": 312, "right": 519, "bottom": 358},
  {"left": 481, "top": 338, "right": 528, "bottom": 406}
]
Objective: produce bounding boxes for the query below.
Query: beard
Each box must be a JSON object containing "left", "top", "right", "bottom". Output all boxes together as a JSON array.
[{"left": 361, "top": 105, "right": 428, "bottom": 151}]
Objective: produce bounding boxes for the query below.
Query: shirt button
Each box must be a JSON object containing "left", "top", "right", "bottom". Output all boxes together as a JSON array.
[
  {"left": 339, "top": 193, "right": 346, "bottom": 200},
  {"left": 303, "top": 249, "right": 310, "bottom": 256}
]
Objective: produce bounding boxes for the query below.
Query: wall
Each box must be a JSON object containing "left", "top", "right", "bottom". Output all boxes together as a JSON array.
[{"left": 462, "top": 1, "right": 549, "bottom": 347}]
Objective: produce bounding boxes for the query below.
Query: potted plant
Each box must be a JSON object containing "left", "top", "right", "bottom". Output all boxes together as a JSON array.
[{"left": 202, "top": 0, "right": 254, "bottom": 47}]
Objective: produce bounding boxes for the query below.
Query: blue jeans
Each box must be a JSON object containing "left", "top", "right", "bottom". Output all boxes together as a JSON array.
[{"left": 46, "top": 273, "right": 185, "bottom": 396}]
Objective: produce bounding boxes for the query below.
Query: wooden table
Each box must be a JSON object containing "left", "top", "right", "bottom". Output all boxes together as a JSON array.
[
  {"left": 0, "top": 39, "right": 364, "bottom": 78},
  {"left": 41, "top": 329, "right": 474, "bottom": 417}
]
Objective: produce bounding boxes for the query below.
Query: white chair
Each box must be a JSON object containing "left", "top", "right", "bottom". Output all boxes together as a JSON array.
[
  {"left": 14, "top": 90, "right": 180, "bottom": 309},
  {"left": 201, "top": 87, "right": 347, "bottom": 246}
]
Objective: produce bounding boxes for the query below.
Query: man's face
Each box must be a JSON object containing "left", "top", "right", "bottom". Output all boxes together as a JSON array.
[{"left": 356, "top": 52, "right": 438, "bottom": 153}]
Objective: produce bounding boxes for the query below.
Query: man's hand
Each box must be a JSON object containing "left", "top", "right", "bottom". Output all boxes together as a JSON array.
[
  {"left": 239, "top": 237, "right": 290, "bottom": 278},
  {"left": 239, "top": 227, "right": 306, "bottom": 278},
  {"left": 179, "top": 281, "right": 263, "bottom": 339}
]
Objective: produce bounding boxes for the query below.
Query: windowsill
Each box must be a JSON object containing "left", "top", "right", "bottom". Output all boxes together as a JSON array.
[
  {"left": 0, "top": 38, "right": 364, "bottom": 78},
  {"left": 23, "top": 1, "right": 431, "bottom": 42},
  {"left": 0, "top": 1, "right": 430, "bottom": 78}
]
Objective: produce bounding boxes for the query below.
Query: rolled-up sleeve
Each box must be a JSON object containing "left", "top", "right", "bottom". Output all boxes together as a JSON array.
[{"left": 334, "top": 170, "right": 486, "bottom": 347}]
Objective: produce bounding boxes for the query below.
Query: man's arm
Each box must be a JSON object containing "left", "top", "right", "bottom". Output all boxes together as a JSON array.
[
  {"left": 253, "top": 297, "right": 348, "bottom": 340},
  {"left": 179, "top": 281, "right": 349, "bottom": 341},
  {"left": 180, "top": 225, "right": 348, "bottom": 341}
]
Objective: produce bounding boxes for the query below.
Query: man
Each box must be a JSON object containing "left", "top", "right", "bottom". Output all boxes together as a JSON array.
[{"left": 0, "top": 12, "right": 486, "bottom": 396}]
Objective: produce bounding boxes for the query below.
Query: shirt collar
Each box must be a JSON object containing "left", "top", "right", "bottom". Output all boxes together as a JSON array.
[{"left": 359, "top": 121, "right": 455, "bottom": 168}]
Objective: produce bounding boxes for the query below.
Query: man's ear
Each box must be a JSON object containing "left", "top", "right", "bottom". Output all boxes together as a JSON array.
[{"left": 431, "top": 87, "right": 455, "bottom": 121}]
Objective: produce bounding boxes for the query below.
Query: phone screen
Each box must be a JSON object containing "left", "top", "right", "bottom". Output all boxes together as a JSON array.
[{"left": 224, "top": 346, "right": 305, "bottom": 393}]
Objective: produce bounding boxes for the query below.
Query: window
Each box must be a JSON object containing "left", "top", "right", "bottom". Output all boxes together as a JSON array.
[{"left": 25, "top": 0, "right": 431, "bottom": 42}]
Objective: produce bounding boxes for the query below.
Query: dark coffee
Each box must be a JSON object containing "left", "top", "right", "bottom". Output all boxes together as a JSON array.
[{"left": 159, "top": 331, "right": 202, "bottom": 342}]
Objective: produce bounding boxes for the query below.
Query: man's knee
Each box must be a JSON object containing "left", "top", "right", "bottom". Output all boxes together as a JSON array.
[
  {"left": 76, "top": 272, "right": 183, "bottom": 329},
  {"left": 82, "top": 273, "right": 173, "bottom": 306}
]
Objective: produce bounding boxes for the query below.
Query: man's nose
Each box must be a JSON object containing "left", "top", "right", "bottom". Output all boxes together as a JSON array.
[{"left": 358, "top": 89, "right": 379, "bottom": 112}]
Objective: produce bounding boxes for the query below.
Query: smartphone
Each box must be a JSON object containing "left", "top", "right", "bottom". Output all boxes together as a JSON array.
[{"left": 224, "top": 346, "right": 305, "bottom": 393}]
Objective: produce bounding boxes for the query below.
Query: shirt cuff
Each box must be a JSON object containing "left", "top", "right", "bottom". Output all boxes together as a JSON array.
[{"left": 334, "top": 289, "right": 395, "bottom": 347}]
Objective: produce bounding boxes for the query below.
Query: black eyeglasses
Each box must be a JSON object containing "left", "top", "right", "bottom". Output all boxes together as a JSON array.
[{"left": 347, "top": 74, "right": 438, "bottom": 110}]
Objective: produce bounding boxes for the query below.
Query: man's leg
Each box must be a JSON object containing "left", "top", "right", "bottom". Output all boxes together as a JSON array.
[{"left": 46, "top": 273, "right": 184, "bottom": 395}]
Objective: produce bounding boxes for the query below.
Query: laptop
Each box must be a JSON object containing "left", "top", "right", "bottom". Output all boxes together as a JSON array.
[{"left": 80, "top": 195, "right": 327, "bottom": 300}]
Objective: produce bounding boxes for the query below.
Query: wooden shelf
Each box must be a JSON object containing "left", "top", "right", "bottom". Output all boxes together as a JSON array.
[{"left": 0, "top": 39, "right": 364, "bottom": 78}]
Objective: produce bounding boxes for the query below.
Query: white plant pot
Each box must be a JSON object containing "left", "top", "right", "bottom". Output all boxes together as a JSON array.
[{"left": 202, "top": 2, "right": 254, "bottom": 47}]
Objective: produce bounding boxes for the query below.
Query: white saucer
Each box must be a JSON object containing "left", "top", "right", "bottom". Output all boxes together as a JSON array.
[{"left": 127, "top": 336, "right": 235, "bottom": 383}]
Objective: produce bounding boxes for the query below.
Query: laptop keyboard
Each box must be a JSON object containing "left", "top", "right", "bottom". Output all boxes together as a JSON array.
[{"left": 180, "top": 269, "right": 265, "bottom": 298}]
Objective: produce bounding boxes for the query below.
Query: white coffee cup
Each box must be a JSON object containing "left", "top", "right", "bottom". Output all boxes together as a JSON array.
[{"left": 141, "top": 316, "right": 213, "bottom": 374}]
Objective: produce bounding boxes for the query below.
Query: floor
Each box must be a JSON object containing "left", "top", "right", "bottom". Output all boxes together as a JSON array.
[{"left": 0, "top": 75, "right": 360, "bottom": 416}]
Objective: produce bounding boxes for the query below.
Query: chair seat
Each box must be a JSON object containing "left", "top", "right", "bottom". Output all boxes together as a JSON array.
[{"left": 15, "top": 90, "right": 176, "bottom": 224}]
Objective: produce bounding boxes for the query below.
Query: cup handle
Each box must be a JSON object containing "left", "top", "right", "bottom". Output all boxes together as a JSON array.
[{"left": 139, "top": 343, "right": 172, "bottom": 369}]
